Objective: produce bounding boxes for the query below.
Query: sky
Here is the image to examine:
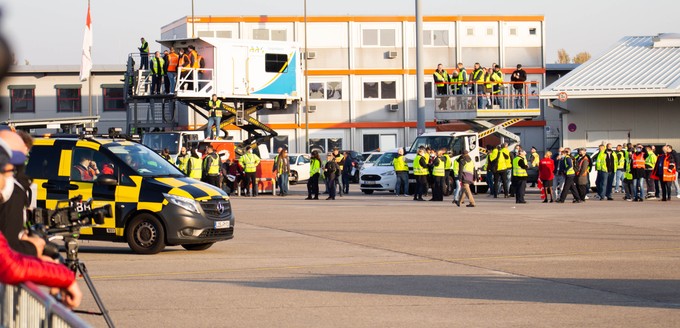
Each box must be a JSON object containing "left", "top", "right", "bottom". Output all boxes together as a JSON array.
[{"left": 2, "top": 0, "right": 679, "bottom": 66}]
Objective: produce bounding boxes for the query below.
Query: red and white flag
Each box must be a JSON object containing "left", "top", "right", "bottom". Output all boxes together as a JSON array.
[{"left": 79, "top": 2, "right": 92, "bottom": 82}]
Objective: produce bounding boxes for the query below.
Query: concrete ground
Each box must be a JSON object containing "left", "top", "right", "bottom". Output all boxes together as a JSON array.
[{"left": 73, "top": 184, "right": 680, "bottom": 327}]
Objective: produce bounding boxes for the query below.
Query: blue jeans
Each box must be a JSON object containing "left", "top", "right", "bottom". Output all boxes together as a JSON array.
[
  {"left": 633, "top": 177, "right": 646, "bottom": 200},
  {"left": 167, "top": 71, "right": 176, "bottom": 94},
  {"left": 614, "top": 170, "right": 624, "bottom": 192},
  {"left": 512, "top": 88, "right": 524, "bottom": 108},
  {"left": 395, "top": 171, "right": 409, "bottom": 195},
  {"left": 206, "top": 116, "right": 221, "bottom": 139},
  {"left": 453, "top": 179, "right": 462, "bottom": 201},
  {"left": 606, "top": 171, "right": 615, "bottom": 198},
  {"left": 278, "top": 172, "right": 289, "bottom": 195},
  {"left": 486, "top": 171, "right": 495, "bottom": 194},
  {"left": 342, "top": 173, "right": 350, "bottom": 194},
  {"left": 596, "top": 171, "right": 610, "bottom": 199}
]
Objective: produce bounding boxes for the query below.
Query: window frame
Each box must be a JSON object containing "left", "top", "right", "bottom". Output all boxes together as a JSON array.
[
  {"left": 265, "top": 53, "right": 289, "bottom": 73},
  {"left": 9, "top": 86, "right": 35, "bottom": 113},
  {"left": 423, "top": 29, "right": 449, "bottom": 47},
  {"left": 361, "top": 28, "right": 396, "bottom": 47},
  {"left": 102, "top": 86, "right": 125, "bottom": 112},
  {"left": 362, "top": 80, "right": 398, "bottom": 100},
  {"left": 56, "top": 86, "right": 82, "bottom": 113},
  {"left": 308, "top": 81, "right": 343, "bottom": 101}
]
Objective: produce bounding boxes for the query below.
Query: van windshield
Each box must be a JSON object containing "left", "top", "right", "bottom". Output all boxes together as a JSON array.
[
  {"left": 142, "top": 133, "right": 180, "bottom": 155},
  {"left": 408, "top": 136, "right": 465, "bottom": 154},
  {"left": 105, "top": 143, "right": 184, "bottom": 177}
]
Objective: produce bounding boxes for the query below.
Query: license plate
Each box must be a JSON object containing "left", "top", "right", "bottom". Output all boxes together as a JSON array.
[
  {"left": 364, "top": 181, "right": 377, "bottom": 185},
  {"left": 214, "top": 220, "right": 230, "bottom": 229}
]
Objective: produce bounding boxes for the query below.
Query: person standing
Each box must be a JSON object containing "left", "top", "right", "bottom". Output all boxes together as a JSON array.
[
  {"left": 429, "top": 149, "right": 446, "bottom": 201},
  {"left": 206, "top": 94, "right": 222, "bottom": 139},
  {"left": 512, "top": 150, "right": 529, "bottom": 203},
  {"left": 433, "top": 63, "right": 450, "bottom": 96},
  {"left": 490, "top": 65, "right": 504, "bottom": 108},
  {"left": 393, "top": 148, "right": 409, "bottom": 196},
  {"left": 557, "top": 150, "right": 580, "bottom": 203},
  {"left": 575, "top": 148, "right": 591, "bottom": 202},
  {"left": 175, "top": 146, "right": 190, "bottom": 174},
  {"left": 187, "top": 45, "right": 199, "bottom": 91},
  {"left": 528, "top": 146, "right": 540, "bottom": 187},
  {"left": 453, "top": 150, "right": 476, "bottom": 207},
  {"left": 138, "top": 37, "right": 149, "bottom": 70},
  {"left": 631, "top": 144, "right": 647, "bottom": 202},
  {"left": 306, "top": 150, "right": 321, "bottom": 200},
  {"left": 324, "top": 153, "right": 339, "bottom": 200},
  {"left": 332, "top": 148, "right": 345, "bottom": 197},
  {"left": 485, "top": 144, "right": 497, "bottom": 196},
  {"left": 162, "top": 50, "right": 171, "bottom": 93},
  {"left": 594, "top": 144, "right": 609, "bottom": 200},
  {"left": 452, "top": 63, "right": 468, "bottom": 95},
  {"left": 150, "top": 51, "right": 165, "bottom": 95},
  {"left": 494, "top": 143, "right": 511, "bottom": 198},
  {"left": 166, "top": 47, "right": 179, "bottom": 94},
  {"left": 510, "top": 64, "right": 527, "bottom": 108},
  {"left": 202, "top": 145, "right": 221, "bottom": 188},
  {"left": 645, "top": 145, "right": 658, "bottom": 200},
  {"left": 614, "top": 145, "right": 626, "bottom": 193},
  {"left": 538, "top": 150, "right": 555, "bottom": 203},
  {"left": 471, "top": 62, "right": 485, "bottom": 108},
  {"left": 273, "top": 148, "right": 290, "bottom": 196},
  {"left": 186, "top": 148, "right": 203, "bottom": 180},
  {"left": 342, "top": 151, "right": 353, "bottom": 194},
  {"left": 178, "top": 48, "right": 191, "bottom": 91},
  {"left": 239, "top": 147, "right": 261, "bottom": 197},
  {"left": 652, "top": 145, "right": 676, "bottom": 201},
  {"left": 413, "top": 146, "right": 428, "bottom": 201},
  {"left": 604, "top": 145, "right": 618, "bottom": 200}
]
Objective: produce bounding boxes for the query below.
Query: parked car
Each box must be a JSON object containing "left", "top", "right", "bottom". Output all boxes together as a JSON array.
[
  {"left": 287, "top": 153, "right": 311, "bottom": 184},
  {"left": 360, "top": 152, "right": 384, "bottom": 169},
  {"left": 340, "top": 150, "right": 364, "bottom": 183},
  {"left": 359, "top": 149, "right": 400, "bottom": 194}
]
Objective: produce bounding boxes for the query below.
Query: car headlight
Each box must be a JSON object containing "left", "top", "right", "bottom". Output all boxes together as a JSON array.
[
  {"left": 381, "top": 170, "right": 396, "bottom": 176},
  {"left": 163, "top": 193, "right": 200, "bottom": 213}
]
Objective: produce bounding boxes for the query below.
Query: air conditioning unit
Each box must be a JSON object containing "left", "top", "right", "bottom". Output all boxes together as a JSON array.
[
  {"left": 387, "top": 51, "right": 398, "bottom": 59},
  {"left": 386, "top": 104, "right": 399, "bottom": 112},
  {"left": 308, "top": 105, "right": 317, "bottom": 112},
  {"left": 305, "top": 51, "right": 316, "bottom": 59}
]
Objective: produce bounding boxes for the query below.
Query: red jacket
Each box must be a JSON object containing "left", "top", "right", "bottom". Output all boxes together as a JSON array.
[
  {"left": 538, "top": 157, "right": 555, "bottom": 181},
  {"left": 0, "top": 232, "right": 74, "bottom": 288}
]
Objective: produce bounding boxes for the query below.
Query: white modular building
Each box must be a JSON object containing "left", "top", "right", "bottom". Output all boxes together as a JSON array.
[{"left": 161, "top": 15, "right": 549, "bottom": 153}]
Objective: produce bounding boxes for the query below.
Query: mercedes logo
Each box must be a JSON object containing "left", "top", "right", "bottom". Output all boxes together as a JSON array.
[{"left": 216, "top": 202, "right": 225, "bottom": 215}]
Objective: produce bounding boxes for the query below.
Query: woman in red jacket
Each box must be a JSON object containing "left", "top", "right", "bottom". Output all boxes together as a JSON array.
[{"left": 538, "top": 150, "right": 555, "bottom": 203}]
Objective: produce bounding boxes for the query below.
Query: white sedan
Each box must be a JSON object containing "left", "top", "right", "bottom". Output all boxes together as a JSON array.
[
  {"left": 359, "top": 150, "right": 399, "bottom": 194},
  {"left": 288, "top": 153, "right": 311, "bottom": 184}
]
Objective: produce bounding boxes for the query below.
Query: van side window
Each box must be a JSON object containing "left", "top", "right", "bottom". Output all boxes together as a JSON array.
[
  {"left": 71, "top": 148, "right": 118, "bottom": 182},
  {"left": 26, "top": 146, "right": 64, "bottom": 181}
]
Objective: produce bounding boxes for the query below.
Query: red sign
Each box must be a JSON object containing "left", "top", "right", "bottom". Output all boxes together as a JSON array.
[
  {"left": 568, "top": 123, "right": 577, "bottom": 132},
  {"left": 558, "top": 92, "right": 568, "bottom": 102}
]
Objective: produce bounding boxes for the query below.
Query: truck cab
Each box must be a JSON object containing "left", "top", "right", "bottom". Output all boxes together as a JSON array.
[{"left": 142, "top": 131, "right": 205, "bottom": 162}]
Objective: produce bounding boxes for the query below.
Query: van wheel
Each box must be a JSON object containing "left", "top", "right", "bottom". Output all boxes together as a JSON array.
[
  {"left": 290, "top": 171, "right": 298, "bottom": 185},
  {"left": 182, "top": 242, "right": 214, "bottom": 251},
  {"left": 362, "top": 189, "right": 374, "bottom": 194},
  {"left": 126, "top": 214, "right": 166, "bottom": 254}
]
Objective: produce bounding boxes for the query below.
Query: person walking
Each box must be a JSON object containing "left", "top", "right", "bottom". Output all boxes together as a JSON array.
[
  {"left": 512, "top": 150, "right": 529, "bottom": 203},
  {"left": 393, "top": 148, "right": 409, "bottom": 196},
  {"left": 575, "top": 148, "right": 591, "bottom": 202},
  {"left": 557, "top": 150, "right": 581, "bottom": 203},
  {"left": 413, "top": 146, "right": 428, "bottom": 201},
  {"left": 324, "top": 153, "right": 339, "bottom": 200},
  {"left": 239, "top": 146, "right": 261, "bottom": 197},
  {"left": 306, "top": 150, "right": 321, "bottom": 200},
  {"left": 138, "top": 37, "right": 149, "bottom": 70},
  {"left": 150, "top": 51, "right": 165, "bottom": 95},
  {"left": 202, "top": 145, "right": 221, "bottom": 188},
  {"left": 453, "top": 150, "right": 475, "bottom": 207},
  {"left": 206, "top": 94, "right": 222, "bottom": 139},
  {"left": 273, "top": 148, "right": 290, "bottom": 196},
  {"left": 538, "top": 150, "right": 555, "bottom": 203}
]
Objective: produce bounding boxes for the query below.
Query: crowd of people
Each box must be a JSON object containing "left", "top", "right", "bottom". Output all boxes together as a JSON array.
[
  {"left": 433, "top": 62, "right": 527, "bottom": 109},
  {"left": 138, "top": 37, "right": 203, "bottom": 95}
]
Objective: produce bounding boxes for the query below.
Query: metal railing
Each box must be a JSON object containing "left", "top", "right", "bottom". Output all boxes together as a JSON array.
[
  {"left": 433, "top": 81, "right": 541, "bottom": 112},
  {"left": 1, "top": 282, "right": 90, "bottom": 328},
  {"left": 176, "top": 67, "right": 215, "bottom": 96}
]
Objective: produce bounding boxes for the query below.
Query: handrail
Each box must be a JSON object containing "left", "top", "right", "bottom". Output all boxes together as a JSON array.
[
  {"left": 433, "top": 81, "right": 541, "bottom": 112},
  {"left": 1, "top": 281, "right": 91, "bottom": 328}
]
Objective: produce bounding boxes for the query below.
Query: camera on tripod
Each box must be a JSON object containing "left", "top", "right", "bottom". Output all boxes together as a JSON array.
[{"left": 31, "top": 195, "right": 112, "bottom": 231}]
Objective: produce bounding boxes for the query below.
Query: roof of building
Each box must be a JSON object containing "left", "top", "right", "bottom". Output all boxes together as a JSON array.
[{"left": 540, "top": 33, "right": 680, "bottom": 99}]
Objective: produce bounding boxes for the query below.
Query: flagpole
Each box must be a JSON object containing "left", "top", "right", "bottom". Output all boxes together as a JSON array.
[{"left": 87, "top": 0, "right": 92, "bottom": 124}]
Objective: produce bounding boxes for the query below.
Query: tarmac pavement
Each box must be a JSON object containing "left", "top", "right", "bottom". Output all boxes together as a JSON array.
[{"left": 73, "top": 185, "right": 680, "bottom": 327}]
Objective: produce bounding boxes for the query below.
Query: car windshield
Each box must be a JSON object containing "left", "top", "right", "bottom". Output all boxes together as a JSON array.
[
  {"left": 365, "top": 153, "right": 382, "bottom": 163},
  {"left": 105, "top": 143, "right": 184, "bottom": 177},
  {"left": 408, "top": 136, "right": 465, "bottom": 154},
  {"left": 142, "top": 133, "right": 180, "bottom": 155},
  {"left": 375, "top": 152, "right": 398, "bottom": 166}
]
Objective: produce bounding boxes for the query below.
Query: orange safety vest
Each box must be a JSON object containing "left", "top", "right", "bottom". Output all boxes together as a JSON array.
[
  {"left": 190, "top": 50, "right": 199, "bottom": 69},
  {"left": 632, "top": 153, "right": 645, "bottom": 169},
  {"left": 167, "top": 52, "right": 179, "bottom": 72},
  {"left": 178, "top": 53, "right": 190, "bottom": 67},
  {"left": 662, "top": 156, "right": 677, "bottom": 182}
]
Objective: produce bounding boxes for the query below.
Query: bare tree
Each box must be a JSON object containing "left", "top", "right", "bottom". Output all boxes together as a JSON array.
[
  {"left": 557, "top": 49, "right": 570, "bottom": 64},
  {"left": 573, "top": 52, "right": 592, "bottom": 64}
]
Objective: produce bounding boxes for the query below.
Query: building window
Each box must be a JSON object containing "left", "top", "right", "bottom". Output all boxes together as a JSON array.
[
  {"left": 424, "top": 82, "right": 433, "bottom": 99},
  {"left": 253, "top": 28, "right": 269, "bottom": 40},
  {"left": 363, "top": 135, "right": 379, "bottom": 152},
  {"left": 309, "top": 81, "right": 342, "bottom": 100},
  {"left": 509, "top": 28, "right": 517, "bottom": 36},
  {"left": 529, "top": 28, "right": 537, "bottom": 35},
  {"left": 423, "top": 30, "right": 449, "bottom": 46},
  {"left": 363, "top": 81, "right": 397, "bottom": 99},
  {"left": 102, "top": 87, "right": 125, "bottom": 111},
  {"left": 308, "top": 137, "right": 343, "bottom": 153},
  {"left": 271, "top": 29, "right": 287, "bottom": 41},
  {"left": 362, "top": 28, "right": 396, "bottom": 47},
  {"left": 197, "top": 31, "right": 214, "bottom": 37},
  {"left": 272, "top": 136, "right": 289, "bottom": 153},
  {"left": 9, "top": 87, "right": 35, "bottom": 113},
  {"left": 486, "top": 28, "right": 494, "bottom": 36},
  {"left": 216, "top": 30, "right": 232, "bottom": 38},
  {"left": 265, "top": 53, "right": 288, "bottom": 73},
  {"left": 466, "top": 28, "right": 474, "bottom": 36},
  {"left": 56, "top": 87, "right": 81, "bottom": 112}
]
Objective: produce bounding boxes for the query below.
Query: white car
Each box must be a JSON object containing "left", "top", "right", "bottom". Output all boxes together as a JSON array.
[
  {"left": 359, "top": 150, "right": 400, "bottom": 194},
  {"left": 360, "top": 152, "right": 384, "bottom": 169},
  {"left": 288, "top": 153, "right": 311, "bottom": 184}
]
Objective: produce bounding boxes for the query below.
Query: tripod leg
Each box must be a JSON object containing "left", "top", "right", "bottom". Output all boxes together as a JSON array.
[{"left": 77, "top": 262, "right": 116, "bottom": 328}]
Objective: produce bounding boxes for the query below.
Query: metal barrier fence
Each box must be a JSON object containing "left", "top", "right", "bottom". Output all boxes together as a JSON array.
[{"left": 1, "top": 282, "right": 90, "bottom": 328}]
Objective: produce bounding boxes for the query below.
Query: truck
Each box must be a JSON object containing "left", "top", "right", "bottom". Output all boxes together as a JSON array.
[{"left": 142, "top": 130, "right": 205, "bottom": 162}]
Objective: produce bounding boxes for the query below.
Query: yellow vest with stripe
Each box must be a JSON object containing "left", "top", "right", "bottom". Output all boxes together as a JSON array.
[
  {"left": 177, "top": 154, "right": 189, "bottom": 174},
  {"left": 432, "top": 158, "right": 445, "bottom": 177},
  {"left": 189, "top": 157, "right": 202, "bottom": 179},
  {"left": 462, "top": 160, "right": 474, "bottom": 174},
  {"left": 453, "top": 158, "right": 460, "bottom": 176},
  {"left": 413, "top": 154, "right": 429, "bottom": 176},
  {"left": 498, "top": 148, "right": 511, "bottom": 171},
  {"left": 433, "top": 71, "right": 449, "bottom": 87},
  {"left": 204, "top": 153, "right": 220, "bottom": 175},
  {"left": 310, "top": 158, "right": 321, "bottom": 175},
  {"left": 491, "top": 71, "right": 503, "bottom": 94},
  {"left": 512, "top": 156, "right": 528, "bottom": 177},
  {"left": 444, "top": 154, "right": 452, "bottom": 170},
  {"left": 645, "top": 152, "right": 657, "bottom": 169},
  {"left": 239, "top": 153, "right": 260, "bottom": 173},
  {"left": 563, "top": 157, "right": 575, "bottom": 176},
  {"left": 393, "top": 156, "right": 408, "bottom": 172},
  {"left": 208, "top": 100, "right": 222, "bottom": 117}
]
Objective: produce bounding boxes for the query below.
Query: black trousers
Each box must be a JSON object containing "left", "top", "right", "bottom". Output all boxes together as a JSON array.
[
  {"left": 559, "top": 175, "right": 580, "bottom": 202},
  {"left": 662, "top": 181, "right": 672, "bottom": 200},
  {"left": 326, "top": 177, "right": 336, "bottom": 199},
  {"left": 244, "top": 172, "right": 258, "bottom": 196},
  {"left": 577, "top": 183, "right": 588, "bottom": 201},
  {"left": 494, "top": 170, "right": 509, "bottom": 197},
  {"left": 151, "top": 75, "right": 163, "bottom": 94},
  {"left": 204, "top": 174, "right": 220, "bottom": 188},
  {"left": 414, "top": 175, "right": 427, "bottom": 199},
  {"left": 432, "top": 176, "right": 444, "bottom": 201},
  {"left": 514, "top": 178, "right": 527, "bottom": 203},
  {"left": 307, "top": 173, "right": 319, "bottom": 198}
]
